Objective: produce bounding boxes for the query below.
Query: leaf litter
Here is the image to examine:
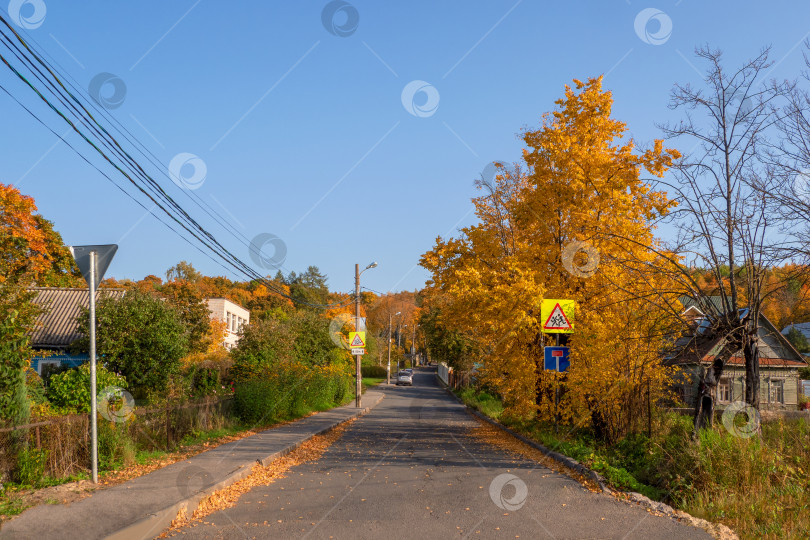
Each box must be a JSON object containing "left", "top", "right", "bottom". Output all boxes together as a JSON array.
[{"left": 160, "top": 419, "right": 354, "bottom": 537}]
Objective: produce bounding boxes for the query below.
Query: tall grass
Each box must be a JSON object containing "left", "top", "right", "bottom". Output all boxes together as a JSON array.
[{"left": 659, "top": 416, "right": 810, "bottom": 539}]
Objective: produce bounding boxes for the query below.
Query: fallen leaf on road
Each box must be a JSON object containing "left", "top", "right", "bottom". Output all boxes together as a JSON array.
[{"left": 159, "top": 419, "right": 355, "bottom": 537}]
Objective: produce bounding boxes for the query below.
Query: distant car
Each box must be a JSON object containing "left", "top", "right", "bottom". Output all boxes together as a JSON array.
[{"left": 396, "top": 371, "right": 413, "bottom": 386}]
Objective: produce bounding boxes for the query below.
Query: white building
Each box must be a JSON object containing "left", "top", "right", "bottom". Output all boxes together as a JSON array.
[{"left": 206, "top": 298, "right": 250, "bottom": 350}]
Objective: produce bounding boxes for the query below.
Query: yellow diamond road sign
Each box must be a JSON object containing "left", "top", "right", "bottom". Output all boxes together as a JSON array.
[
  {"left": 349, "top": 332, "right": 366, "bottom": 348},
  {"left": 541, "top": 299, "right": 575, "bottom": 334}
]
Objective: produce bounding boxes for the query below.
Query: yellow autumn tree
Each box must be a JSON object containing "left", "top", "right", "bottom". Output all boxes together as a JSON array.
[{"left": 421, "top": 77, "right": 682, "bottom": 440}]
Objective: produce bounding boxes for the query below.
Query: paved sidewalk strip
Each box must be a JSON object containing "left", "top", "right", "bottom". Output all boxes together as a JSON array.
[{"left": 0, "top": 391, "right": 384, "bottom": 540}]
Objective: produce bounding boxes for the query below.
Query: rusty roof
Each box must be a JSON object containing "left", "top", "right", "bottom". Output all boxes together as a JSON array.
[
  {"left": 703, "top": 355, "right": 807, "bottom": 367},
  {"left": 27, "top": 287, "right": 126, "bottom": 348}
]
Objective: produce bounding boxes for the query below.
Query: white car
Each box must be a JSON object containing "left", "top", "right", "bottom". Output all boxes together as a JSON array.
[{"left": 396, "top": 371, "right": 413, "bottom": 386}]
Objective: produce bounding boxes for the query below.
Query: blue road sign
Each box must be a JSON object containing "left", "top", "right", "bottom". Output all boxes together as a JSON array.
[{"left": 544, "top": 346, "right": 570, "bottom": 372}]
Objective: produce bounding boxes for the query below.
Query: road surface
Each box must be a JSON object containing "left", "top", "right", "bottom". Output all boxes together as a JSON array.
[{"left": 170, "top": 368, "right": 710, "bottom": 539}]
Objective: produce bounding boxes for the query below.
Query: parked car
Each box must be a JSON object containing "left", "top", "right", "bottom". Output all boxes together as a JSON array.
[{"left": 396, "top": 371, "right": 413, "bottom": 386}]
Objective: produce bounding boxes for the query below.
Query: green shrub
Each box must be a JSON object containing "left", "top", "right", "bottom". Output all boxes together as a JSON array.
[
  {"left": 234, "top": 378, "right": 287, "bottom": 425},
  {"left": 361, "top": 365, "right": 387, "bottom": 378},
  {"left": 15, "top": 447, "right": 47, "bottom": 486},
  {"left": 73, "top": 289, "right": 188, "bottom": 397},
  {"left": 46, "top": 363, "right": 128, "bottom": 413},
  {"left": 25, "top": 368, "right": 47, "bottom": 405},
  {"left": 0, "top": 311, "right": 33, "bottom": 426},
  {"left": 234, "top": 364, "right": 352, "bottom": 425}
]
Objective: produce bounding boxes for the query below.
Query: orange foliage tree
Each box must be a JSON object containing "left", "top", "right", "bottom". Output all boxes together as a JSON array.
[{"left": 421, "top": 78, "right": 682, "bottom": 440}]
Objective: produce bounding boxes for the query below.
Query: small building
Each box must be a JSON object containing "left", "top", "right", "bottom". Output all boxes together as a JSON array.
[
  {"left": 27, "top": 287, "right": 126, "bottom": 376},
  {"left": 666, "top": 297, "right": 808, "bottom": 410},
  {"left": 205, "top": 298, "right": 249, "bottom": 350}
]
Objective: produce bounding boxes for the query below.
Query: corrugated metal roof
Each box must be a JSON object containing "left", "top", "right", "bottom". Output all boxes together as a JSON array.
[{"left": 27, "top": 287, "right": 126, "bottom": 348}]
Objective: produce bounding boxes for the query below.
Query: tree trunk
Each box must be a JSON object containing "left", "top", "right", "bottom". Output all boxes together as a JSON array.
[
  {"left": 743, "top": 327, "right": 760, "bottom": 409},
  {"left": 692, "top": 351, "right": 730, "bottom": 437}
]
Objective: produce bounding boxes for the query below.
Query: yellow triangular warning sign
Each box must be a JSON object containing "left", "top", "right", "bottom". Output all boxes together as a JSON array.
[
  {"left": 543, "top": 303, "right": 572, "bottom": 331},
  {"left": 349, "top": 332, "right": 365, "bottom": 348}
]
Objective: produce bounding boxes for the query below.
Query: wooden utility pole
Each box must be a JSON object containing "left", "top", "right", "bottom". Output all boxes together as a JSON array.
[{"left": 355, "top": 264, "right": 361, "bottom": 408}]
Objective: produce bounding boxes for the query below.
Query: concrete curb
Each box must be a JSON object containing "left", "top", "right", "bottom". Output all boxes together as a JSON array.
[
  {"left": 107, "top": 392, "right": 385, "bottom": 540},
  {"left": 435, "top": 375, "right": 612, "bottom": 492}
]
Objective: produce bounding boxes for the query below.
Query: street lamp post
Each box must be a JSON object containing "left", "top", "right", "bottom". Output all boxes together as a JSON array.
[
  {"left": 355, "top": 261, "right": 377, "bottom": 408},
  {"left": 410, "top": 323, "right": 418, "bottom": 367},
  {"left": 387, "top": 311, "right": 400, "bottom": 384}
]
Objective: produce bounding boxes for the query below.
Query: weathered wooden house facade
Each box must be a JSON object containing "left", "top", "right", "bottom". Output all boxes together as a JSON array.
[{"left": 665, "top": 297, "right": 807, "bottom": 410}]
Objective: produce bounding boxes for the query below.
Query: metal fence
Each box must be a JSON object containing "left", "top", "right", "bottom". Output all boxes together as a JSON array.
[{"left": 0, "top": 397, "right": 233, "bottom": 482}]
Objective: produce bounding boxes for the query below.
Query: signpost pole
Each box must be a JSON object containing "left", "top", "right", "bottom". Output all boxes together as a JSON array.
[
  {"left": 68, "top": 244, "right": 117, "bottom": 485},
  {"left": 89, "top": 251, "right": 98, "bottom": 484},
  {"left": 554, "top": 332, "right": 560, "bottom": 433}
]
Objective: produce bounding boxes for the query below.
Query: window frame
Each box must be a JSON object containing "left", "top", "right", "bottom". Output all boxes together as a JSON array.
[
  {"left": 769, "top": 379, "right": 785, "bottom": 404},
  {"left": 717, "top": 377, "right": 731, "bottom": 403}
]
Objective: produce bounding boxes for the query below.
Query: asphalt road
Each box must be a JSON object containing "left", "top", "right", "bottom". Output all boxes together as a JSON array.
[{"left": 171, "top": 368, "right": 710, "bottom": 540}]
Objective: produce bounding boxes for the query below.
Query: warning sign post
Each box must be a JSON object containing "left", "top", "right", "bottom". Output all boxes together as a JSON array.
[
  {"left": 541, "top": 299, "right": 575, "bottom": 334},
  {"left": 348, "top": 332, "right": 366, "bottom": 348}
]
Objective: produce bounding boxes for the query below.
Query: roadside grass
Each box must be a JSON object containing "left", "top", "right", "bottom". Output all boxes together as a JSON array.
[
  {"left": 456, "top": 387, "right": 504, "bottom": 419},
  {"left": 362, "top": 377, "right": 385, "bottom": 389},
  {"left": 455, "top": 387, "right": 810, "bottom": 540}
]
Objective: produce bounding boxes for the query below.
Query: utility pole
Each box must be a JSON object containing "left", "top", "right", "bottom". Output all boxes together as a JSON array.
[
  {"left": 387, "top": 312, "right": 392, "bottom": 385},
  {"left": 411, "top": 324, "right": 417, "bottom": 367},
  {"left": 353, "top": 261, "right": 377, "bottom": 406},
  {"left": 387, "top": 310, "right": 400, "bottom": 385},
  {"left": 355, "top": 264, "right": 361, "bottom": 408}
]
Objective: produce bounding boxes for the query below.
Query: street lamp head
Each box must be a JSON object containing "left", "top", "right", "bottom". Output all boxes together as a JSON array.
[{"left": 366, "top": 261, "right": 378, "bottom": 270}]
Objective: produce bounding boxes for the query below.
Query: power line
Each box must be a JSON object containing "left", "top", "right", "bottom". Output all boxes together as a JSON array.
[{"left": 0, "top": 14, "right": 349, "bottom": 308}]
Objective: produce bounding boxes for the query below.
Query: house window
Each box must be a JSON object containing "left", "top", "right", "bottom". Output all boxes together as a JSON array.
[
  {"left": 38, "top": 359, "right": 61, "bottom": 377},
  {"left": 769, "top": 379, "right": 784, "bottom": 404},
  {"left": 717, "top": 378, "right": 731, "bottom": 403}
]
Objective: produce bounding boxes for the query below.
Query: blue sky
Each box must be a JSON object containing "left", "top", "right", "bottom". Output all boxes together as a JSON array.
[{"left": 1, "top": 1, "right": 808, "bottom": 295}]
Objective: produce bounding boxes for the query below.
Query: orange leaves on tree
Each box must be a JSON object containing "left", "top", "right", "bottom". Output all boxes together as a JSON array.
[
  {"left": 0, "top": 183, "right": 78, "bottom": 286},
  {"left": 421, "top": 77, "right": 682, "bottom": 436}
]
